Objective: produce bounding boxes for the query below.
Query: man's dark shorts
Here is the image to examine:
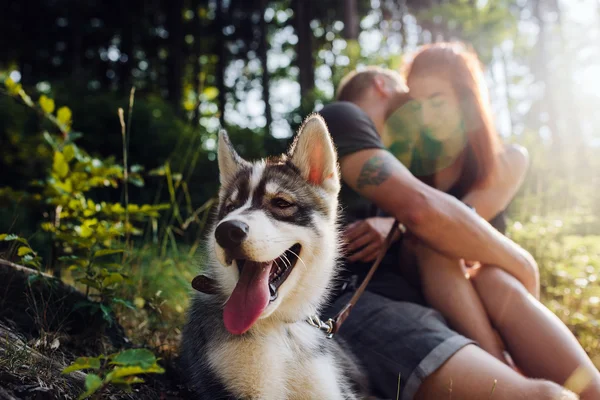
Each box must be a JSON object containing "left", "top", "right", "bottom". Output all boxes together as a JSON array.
[{"left": 323, "top": 251, "right": 475, "bottom": 399}]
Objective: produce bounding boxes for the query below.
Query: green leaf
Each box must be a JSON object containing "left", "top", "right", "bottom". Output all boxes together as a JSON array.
[
  {"left": 39, "top": 95, "right": 55, "bottom": 114},
  {"left": 57, "top": 106, "right": 72, "bottom": 127},
  {"left": 63, "top": 144, "right": 76, "bottom": 162},
  {"left": 128, "top": 175, "right": 145, "bottom": 187},
  {"left": 107, "top": 364, "right": 164, "bottom": 380},
  {"left": 102, "top": 272, "right": 124, "bottom": 288},
  {"left": 203, "top": 86, "right": 219, "bottom": 101},
  {"left": 17, "top": 247, "right": 34, "bottom": 257},
  {"left": 148, "top": 165, "right": 166, "bottom": 176},
  {"left": 78, "top": 278, "right": 102, "bottom": 290},
  {"left": 1, "top": 234, "right": 20, "bottom": 242},
  {"left": 183, "top": 99, "right": 196, "bottom": 111},
  {"left": 79, "top": 224, "right": 93, "bottom": 238},
  {"left": 79, "top": 373, "right": 103, "bottom": 399},
  {"left": 62, "top": 357, "right": 102, "bottom": 374},
  {"left": 53, "top": 151, "right": 70, "bottom": 178},
  {"left": 111, "top": 349, "right": 157, "bottom": 369},
  {"left": 66, "top": 131, "right": 83, "bottom": 143},
  {"left": 110, "top": 376, "right": 145, "bottom": 385},
  {"left": 100, "top": 304, "right": 113, "bottom": 326},
  {"left": 4, "top": 77, "right": 22, "bottom": 96},
  {"left": 93, "top": 249, "right": 124, "bottom": 258},
  {"left": 130, "top": 164, "right": 144, "bottom": 173},
  {"left": 112, "top": 297, "right": 136, "bottom": 310}
]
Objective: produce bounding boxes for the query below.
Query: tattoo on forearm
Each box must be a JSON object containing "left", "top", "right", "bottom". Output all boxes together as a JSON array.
[{"left": 356, "top": 155, "right": 392, "bottom": 189}]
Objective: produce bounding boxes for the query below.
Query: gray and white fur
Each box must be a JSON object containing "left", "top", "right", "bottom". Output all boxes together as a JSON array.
[{"left": 180, "top": 114, "right": 369, "bottom": 399}]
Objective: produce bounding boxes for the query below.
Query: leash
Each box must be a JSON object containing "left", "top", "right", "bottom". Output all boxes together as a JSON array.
[
  {"left": 190, "top": 220, "right": 403, "bottom": 339},
  {"left": 308, "top": 220, "right": 402, "bottom": 338}
]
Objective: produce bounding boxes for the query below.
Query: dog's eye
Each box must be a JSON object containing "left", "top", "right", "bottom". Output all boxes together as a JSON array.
[
  {"left": 225, "top": 203, "right": 237, "bottom": 213},
  {"left": 272, "top": 198, "right": 294, "bottom": 209}
]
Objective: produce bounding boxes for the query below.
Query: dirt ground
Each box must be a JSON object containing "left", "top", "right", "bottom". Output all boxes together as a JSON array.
[{"left": 0, "top": 263, "right": 193, "bottom": 400}]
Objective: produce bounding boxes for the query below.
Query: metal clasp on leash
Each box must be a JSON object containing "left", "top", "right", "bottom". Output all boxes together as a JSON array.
[{"left": 307, "top": 315, "right": 335, "bottom": 339}]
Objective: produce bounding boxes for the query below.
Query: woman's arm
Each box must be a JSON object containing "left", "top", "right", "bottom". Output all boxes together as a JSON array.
[
  {"left": 461, "top": 144, "right": 539, "bottom": 297},
  {"left": 461, "top": 144, "right": 529, "bottom": 221}
]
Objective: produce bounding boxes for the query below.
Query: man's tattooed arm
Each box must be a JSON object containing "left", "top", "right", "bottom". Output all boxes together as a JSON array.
[{"left": 356, "top": 154, "right": 393, "bottom": 189}]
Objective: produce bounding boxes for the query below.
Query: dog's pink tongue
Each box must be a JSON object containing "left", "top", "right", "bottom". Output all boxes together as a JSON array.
[{"left": 223, "top": 261, "right": 272, "bottom": 335}]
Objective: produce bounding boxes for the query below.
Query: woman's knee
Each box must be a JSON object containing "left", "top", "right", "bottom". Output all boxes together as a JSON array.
[
  {"left": 473, "top": 260, "right": 539, "bottom": 299},
  {"left": 471, "top": 266, "right": 536, "bottom": 327},
  {"left": 472, "top": 266, "right": 530, "bottom": 299}
]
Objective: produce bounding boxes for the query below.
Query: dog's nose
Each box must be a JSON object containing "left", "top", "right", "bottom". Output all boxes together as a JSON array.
[{"left": 215, "top": 220, "right": 249, "bottom": 249}]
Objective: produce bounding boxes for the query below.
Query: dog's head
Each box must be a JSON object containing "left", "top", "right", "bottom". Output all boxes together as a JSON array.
[{"left": 209, "top": 114, "right": 341, "bottom": 335}]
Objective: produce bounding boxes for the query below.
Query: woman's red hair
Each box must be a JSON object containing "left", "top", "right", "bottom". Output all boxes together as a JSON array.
[{"left": 403, "top": 42, "right": 501, "bottom": 192}]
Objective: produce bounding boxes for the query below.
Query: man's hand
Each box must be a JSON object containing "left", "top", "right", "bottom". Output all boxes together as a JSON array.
[{"left": 343, "top": 217, "right": 399, "bottom": 262}]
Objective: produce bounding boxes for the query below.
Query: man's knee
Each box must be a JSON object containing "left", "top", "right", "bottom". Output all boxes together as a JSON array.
[{"left": 525, "top": 379, "right": 579, "bottom": 400}]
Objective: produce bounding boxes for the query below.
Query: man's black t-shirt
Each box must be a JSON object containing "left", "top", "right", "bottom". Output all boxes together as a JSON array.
[
  {"left": 319, "top": 102, "right": 384, "bottom": 225},
  {"left": 319, "top": 101, "right": 426, "bottom": 304}
]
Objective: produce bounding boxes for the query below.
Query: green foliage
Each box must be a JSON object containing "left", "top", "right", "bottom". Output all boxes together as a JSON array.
[
  {"left": 0, "top": 74, "right": 213, "bottom": 398},
  {"left": 509, "top": 215, "right": 600, "bottom": 360},
  {"left": 62, "top": 349, "right": 165, "bottom": 399},
  {"left": 0, "top": 233, "right": 42, "bottom": 269},
  {"left": 416, "top": 0, "right": 518, "bottom": 62},
  {"left": 1, "top": 78, "right": 171, "bottom": 306}
]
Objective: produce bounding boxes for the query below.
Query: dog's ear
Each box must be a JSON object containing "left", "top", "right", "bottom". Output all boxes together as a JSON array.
[
  {"left": 289, "top": 114, "right": 339, "bottom": 193},
  {"left": 218, "top": 130, "right": 247, "bottom": 184}
]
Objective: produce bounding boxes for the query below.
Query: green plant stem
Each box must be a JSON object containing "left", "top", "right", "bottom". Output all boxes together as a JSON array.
[{"left": 118, "top": 108, "right": 130, "bottom": 250}]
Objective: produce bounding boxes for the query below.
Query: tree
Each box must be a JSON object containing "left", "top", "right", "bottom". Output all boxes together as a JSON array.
[
  {"left": 165, "top": 0, "right": 185, "bottom": 112},
  {"left": 292, "top": 0, "right": 315, "bottom": 103}
]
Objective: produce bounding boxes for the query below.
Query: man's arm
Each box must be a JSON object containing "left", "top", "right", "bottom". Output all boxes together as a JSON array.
[{"left": 340, "top": 148, "right": 538, "bottom": 291}]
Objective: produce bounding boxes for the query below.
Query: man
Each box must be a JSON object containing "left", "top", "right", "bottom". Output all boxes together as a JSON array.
[{"left": 319, "top": 66, "right": 576, "bottom": 399}]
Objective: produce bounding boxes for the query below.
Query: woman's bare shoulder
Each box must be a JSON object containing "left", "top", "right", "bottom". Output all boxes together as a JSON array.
[
  {"left": 499, "top": 143, "right": 529, "bottom": 170},
  {"left": 490, "top": 143, "right": 529, "bottom": 187}
]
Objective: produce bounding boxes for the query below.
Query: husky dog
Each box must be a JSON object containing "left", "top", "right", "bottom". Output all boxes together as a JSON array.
[{"left": 180, "top": 115, "right": 368, "bottom": 399}]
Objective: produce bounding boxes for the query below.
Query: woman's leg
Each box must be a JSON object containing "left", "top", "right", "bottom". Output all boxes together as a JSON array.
[
  {"left": 416, "top": 344, "right": 578, "bottom": 400},
  {"left": 414, "top": 244, "right": 507, "bottom": 362},
  {"left": 472, "top": 266, "right": 600, "bottom": 400}
]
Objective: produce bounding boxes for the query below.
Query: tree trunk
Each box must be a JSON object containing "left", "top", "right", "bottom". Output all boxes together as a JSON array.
[
  {"left": 119, "top": 0, "right": 135, "bottom": 93},
  {"left": 292, "top": 0, "right": 315, "bottom": 103},
  {"left": 165, "top": 0, "right": 184, "bottom": 113},
  {"left": 499, "top": 47, "right": 514, "bottom": 136},
  {"left": 532, "top": 0, "right": 560, "bottom": 154},
  {"left": 216, "top": 0, "right": 227, "bottom": 128},
  {"left": 398, "top": 0, "right": 408, "bottom": 52},
  {"left": 258, "top": 0, "right": 272, "bottom": 137},
  {"left": 343, "top": 0, "right": 359, "bottom": 40},
  {"left": 192, "top": 0, "right": 203, "bottom": 125},
  {"left": 68, "top": 1, "right": 85, "bottom": 86}
]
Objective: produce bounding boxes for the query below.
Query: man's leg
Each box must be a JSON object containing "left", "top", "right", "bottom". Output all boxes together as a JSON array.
[
  {"left": 324, "top": 290, "right": 576, "bottom": 399},
  {"left": 416, "top": 344, "right": 578, "bottom": 400},
  {"left": 471, "top": 266, "right": 600, "bottom": 400}
]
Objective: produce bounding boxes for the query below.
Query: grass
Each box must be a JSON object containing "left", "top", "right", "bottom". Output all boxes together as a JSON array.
[
  {"left": 511, "top": 225, "right": 600, "bottom": 366},
  {"left": 101, "top": 212, "right": 600, "bottom": 371},
  {"left": 111, "top": 244, "right": 206, "bottom": 357}
]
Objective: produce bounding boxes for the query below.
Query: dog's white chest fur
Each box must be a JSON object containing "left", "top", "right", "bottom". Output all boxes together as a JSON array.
[{"left": 207, "top": 323, "right": 350, "bottom": 400}]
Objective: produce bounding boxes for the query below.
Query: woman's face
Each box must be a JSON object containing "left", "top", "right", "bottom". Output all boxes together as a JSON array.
[{"left": 407, "top": 73, "right": 464, "bottom": 142}]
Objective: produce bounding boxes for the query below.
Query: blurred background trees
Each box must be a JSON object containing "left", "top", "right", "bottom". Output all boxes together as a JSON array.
[{"left": 2, "top": 0, "right": 598, "bottom": 228}]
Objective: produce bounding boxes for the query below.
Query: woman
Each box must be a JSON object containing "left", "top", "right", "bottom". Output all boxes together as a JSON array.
[{"left": 347, "top": 42, "right": 600, "bottom": 399}]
